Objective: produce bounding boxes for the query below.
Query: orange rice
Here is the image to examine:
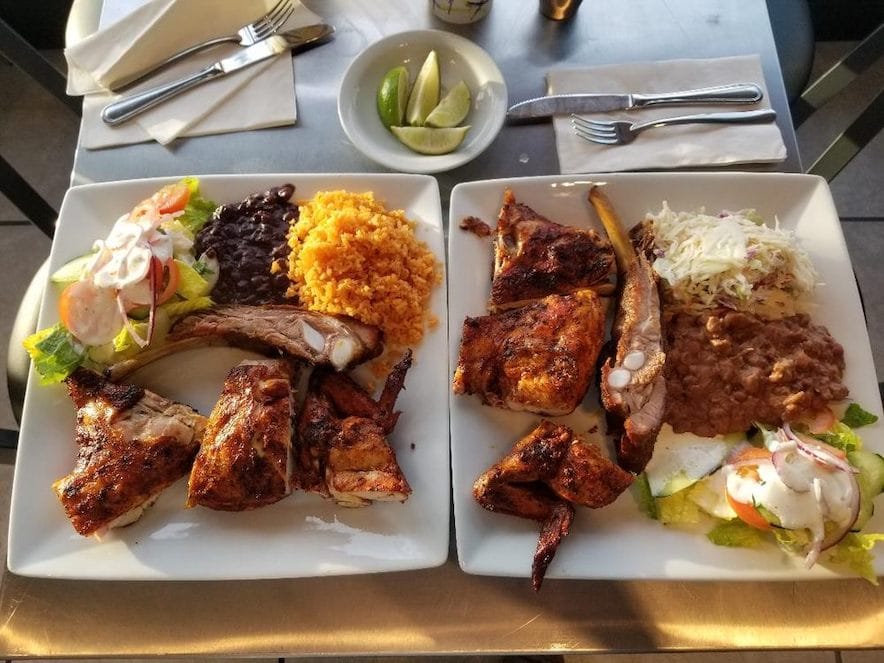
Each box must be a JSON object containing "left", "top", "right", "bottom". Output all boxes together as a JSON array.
[{"left": 286, "top": 190, "right": 439, "bottom": 347}]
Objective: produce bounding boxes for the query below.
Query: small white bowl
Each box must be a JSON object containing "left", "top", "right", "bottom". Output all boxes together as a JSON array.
[{"left": 338, "top": 29, "right": 507, "bottom": 174}]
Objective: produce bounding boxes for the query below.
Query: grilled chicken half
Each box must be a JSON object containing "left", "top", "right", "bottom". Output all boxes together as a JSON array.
[
  {"left": 108, "top": 304, "right": 383, "bottom": 380},
  {"left": 490, "top": 189, "right": 615, "bottom": 311},
  {"left": 54, "top": 369, "right": 206, "bottom": 537},
  {"left": 473, "top": 420, "right": 634, "bottom": 591},
  {"left": 453, "top": 290, "right": 606, "bottom": 415},
  {"left": 187, "top": 359, "right": 297, "bottom": 511},
  {"left": 590, "top": 187, "right": 666, "bottom": 473},
  {"left": 295, "top": 350, "right": 413, "bottom": 507}
]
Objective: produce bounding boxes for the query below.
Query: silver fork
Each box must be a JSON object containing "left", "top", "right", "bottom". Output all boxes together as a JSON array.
[
  {"left": 108, "top": 0, "right": 296, "bottom": 91},
  {"left": 571, "top": 109, "right": 777, "bottom": 145}
]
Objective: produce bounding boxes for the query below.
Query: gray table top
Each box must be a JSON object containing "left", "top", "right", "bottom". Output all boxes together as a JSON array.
[{"left": 71, "top": 0, "right": 801, "bottom": 210}]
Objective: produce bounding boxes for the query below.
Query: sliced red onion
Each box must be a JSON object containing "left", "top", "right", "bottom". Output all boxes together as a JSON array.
[
  {"left": 116, "top": 293, "right": 148, "bottom": 348},
  {"left": 771, "top": 447, "right": 814, "bottom": 493},
  {"left": 146, "top": 257, "right": 161, "bottom": 345},
  {"left": 782, "top": 423, "right": 856, "bottom": 474}
]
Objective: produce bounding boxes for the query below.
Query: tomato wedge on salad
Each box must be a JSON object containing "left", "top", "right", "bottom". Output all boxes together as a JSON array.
[{"left": 724, "top": 446, "right": 775, "bottom": 531}]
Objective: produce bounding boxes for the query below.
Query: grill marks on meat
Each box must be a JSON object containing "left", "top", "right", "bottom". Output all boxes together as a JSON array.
[
  {"left": 590, "top": 187, "right": 666, "bottom": 474},
  {"left": 473, "top": 420, "right": 633, "bottom": 590},
  {"left": 453, "top": 291, "right": 607, "bottom": 415},
  {"left": 187, "top": 359, "right": 296, "bottom": 511},
  {"left": 490, "top": 189, "right": 615, "bottom": 311},
  {"left": 107, "top": 304, "right": 383, "bottom": 380},
  {"left": 295, "top": 351, "right": 413, "bottom": 507},
  {"left": 194, "top": 184, "right": 297, "bottom": 305},
  {"left": 55, "top": 369, "right": 206, "bottom": 537},
  {"left": 664, "top": 310, "right": 848, "bottom": 437}
]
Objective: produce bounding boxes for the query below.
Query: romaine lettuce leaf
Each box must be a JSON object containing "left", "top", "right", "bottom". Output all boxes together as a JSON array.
[
  {"left": 174, "top": 259, "right": 211, "bottom": 299},
  {"left": 632, "top": 473, "right": 657, "bottom": 520},
  {"left": 161, "top": 296, "right": 213, "bottom": 319},
  {"left": 656, "top": 485, "right": 703, "bottom": 524},
  {"left": 176, "top": 177, "right": 216, "bottom": 235},
  {"left": 842, "top": 403, "right": 879, "bottom": 429},
  {"left": 706, "top": 520, "right": 764, "bottom": 547},
  {"left": 23, "top": 324, "right": 85, "bottom": 384},
  {"left": 826, "top": 533, "right": 884, "bottom": 585},
  {"left": 815, "top": 421, "right": 862, "bottom": 453}
]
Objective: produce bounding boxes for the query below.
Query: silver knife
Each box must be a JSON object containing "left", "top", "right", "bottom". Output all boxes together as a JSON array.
[
  {"left": 101, "top": 24, "right": 335, "bottom": 126},
  {"left": 506, "top": 83, "right": 763, "bottom": 123}
]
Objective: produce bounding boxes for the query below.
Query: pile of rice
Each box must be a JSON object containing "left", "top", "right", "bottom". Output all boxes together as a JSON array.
[{"left": 286, "top": 190, "right": 439, "bottom": 347}]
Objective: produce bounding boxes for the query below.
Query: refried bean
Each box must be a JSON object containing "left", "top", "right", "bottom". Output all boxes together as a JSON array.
[
  {"left": 194, "top": 184, "right": 297, "bottom": 305},
  {"left": 664, "top": 310, "right": 848, "bottom": 437}
]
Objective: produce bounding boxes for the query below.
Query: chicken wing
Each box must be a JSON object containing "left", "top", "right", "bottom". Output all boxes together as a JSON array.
[
  {"left": 453, "top": 291, "right": 607, "bottom": 415},
  {"left": 473, "top": 420, "right": 634, "bottom": 590},
  {"left": 295, "top": 350, "right": 413, "bottom": 507},
  {"left": 186, "top": 359, "right": 296, "bottom": 511},
  {"left": 490, "top": 189, "right": 615, "bottom": 311},
  {"left": 54, "top": 369, "right": 206, "bottom": 537}
]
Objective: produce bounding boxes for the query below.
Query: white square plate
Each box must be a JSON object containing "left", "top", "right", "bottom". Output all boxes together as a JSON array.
[
  {"left": 448, "top": 172, "right": 883, "bottom": 581},
  {"left": 9, "top": 173, "right": 449, "bottom": 580}
]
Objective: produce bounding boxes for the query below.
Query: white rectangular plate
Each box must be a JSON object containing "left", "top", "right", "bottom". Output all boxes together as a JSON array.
[
  {"left": 9, "top": 173, "right": 449, "bottom": 580},
  {"left": 449, "top": 172, "right": 883, "bottom": 581}
]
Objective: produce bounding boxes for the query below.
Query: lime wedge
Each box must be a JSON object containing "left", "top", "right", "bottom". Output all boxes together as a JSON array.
[
  {"left": 405, "top": 50, "right": 440, "bottom": 126},
  {"left": 390, "top": 125, "right": 471, "bottom": 155},
  {"left": 425, "top": 80, "right": 471, "bottom": 128},
  {"left": 377, "top": 65, "right": 409, "bottom": 128}
]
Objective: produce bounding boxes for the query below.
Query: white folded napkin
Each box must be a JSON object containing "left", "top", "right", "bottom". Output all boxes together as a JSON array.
[
  {"left": 549, "top": 55, "right": 787, "bottom": 173},
  {"left": 66, "top": 0, "right": 323, "bottom": 148}
]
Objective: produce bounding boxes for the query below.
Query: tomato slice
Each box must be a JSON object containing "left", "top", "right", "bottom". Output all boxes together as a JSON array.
[
  {"left": 726, "top": 492, "right": 773, "bottom": 531},
  {"left": 59, "top": 279, "right": 124, "bottom": 346},
  {"left": 153, "top": 183, "right": 191, "bottom": 214},
  {"left": 155, "top": 258, "right": 180, "bottom": 305}
]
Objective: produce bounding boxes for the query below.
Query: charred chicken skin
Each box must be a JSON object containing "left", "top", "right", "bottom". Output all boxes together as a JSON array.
[
  {"left": 54, "top": 369, "right": 206, "bottom": 537},
  {"left": 473, "top": 420, "right": 634, "bottom": 590},
  {"left": 295, "top": 350, "right": 413, "bottom": 507},
  {"left": 491, "top": 189, "right": 615, "bottom": 311},
  {"left": 453, "top": 290, "right": 607, "bottom": 415},
  {"left": 187, "top": 359, "right": 296, "bottom": 511},
  {"left": 589, "top": 187, "right": 666, "bottom": 473}
]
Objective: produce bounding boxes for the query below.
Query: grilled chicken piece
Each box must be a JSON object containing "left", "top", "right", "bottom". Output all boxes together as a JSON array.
[
  {"left": 590, "top": 187, "right": 666, "bottom": 473},
  {"left": 107, "top": 304, "right": 383, "bottom": 380},
  {"left": 490, "top": 189, "right": 615, "bottom": 311},
  {"left": 473, "top": 420, "right": 633, "bottom": 591},
  {"left": 187, "top": 359, "right": 296, "bottom": 511},
  {"left": 295, "top": 350, "right": 413, "bottom": 507},
  {"left": 54, "top": 369, "right": 206, "bottom": 537},
  {"left": 453, "top": 290, "right": 606, "bottom": 415}
]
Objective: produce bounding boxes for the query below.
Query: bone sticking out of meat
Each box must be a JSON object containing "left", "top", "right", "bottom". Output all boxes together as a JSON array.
[
  {"left": 295, "top": 350, "right": 413, "bottom": 507},
  {"left": 453, "top": 290, "right": 606, "bottom": 416},
  {"left": 54, "top": 369, "right": 206, "bottom": 538},
  {"left": 107, "top": 304, "right": 384, "bottom": 381},
  {"left": 473, "top": 420, "right": 634, "bottom": 590},
  {"left": 186, "top": 359, "right": 297, "bottom": 511},
  {"left": 490, "top": 189, "right": 615, "bottom": 311},
  {"left": 589, "top": 186, "right": 666, "bottom": 474}
]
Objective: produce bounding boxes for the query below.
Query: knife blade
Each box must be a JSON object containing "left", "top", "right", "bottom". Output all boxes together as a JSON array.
[
  {"left": 506, "top": 83, "right": 763, "bottom": 123},
  {"left": 101, "top": 24, "right": 335, "bottom": 126}
]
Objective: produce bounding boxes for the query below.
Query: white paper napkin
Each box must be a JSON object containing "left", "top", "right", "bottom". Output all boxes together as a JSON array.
[
  {"left": 66, "top": 0, "right": 323, "bottom": 148},
  {"left": 549, "top": 55, "right": 787, "bottom": 173}
]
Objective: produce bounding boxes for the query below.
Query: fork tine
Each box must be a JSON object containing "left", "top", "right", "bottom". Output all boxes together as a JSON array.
[
  {"left": 570, "top": 119, "right": 616, "bottom": 138},
  {"left": 570, "top": 115, "right": 616, "bottom": 131},
  {"left": 572, "top": 125, "right": 619, "bottom": 145},
  {"left": 253, "top": 0, "right": 291, "bottom": 38}
]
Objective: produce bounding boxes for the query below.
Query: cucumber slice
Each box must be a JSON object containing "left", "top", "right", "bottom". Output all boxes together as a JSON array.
[
  {"left": 848, "top": 450, "right": 884, "bottom": 494},
  {"left": 51, "top": 252, "right": 97, "bottom": 284},
  {"left": 853, "top": 470, "right": 875, "bottom": 531},
  {"left": 644, "top": 425, "right": 743, "bottom": 497}
]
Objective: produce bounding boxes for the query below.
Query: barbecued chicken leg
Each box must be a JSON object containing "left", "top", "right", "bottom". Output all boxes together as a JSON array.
[
  {"left": 187, "top": 359, "right": 296, "bottom": 511},
  {"left": 491, "top": 189, "right": 615, "bottom": 311},
  {"left": 590, "top": 186, "right": 666, "bottom": 473},
  {"left": 453, "top": 290, "right": 607, "bottom": 415},
  {"left": 54, "top": 369, "right": 206, "bottom": 537},
  {"left": 473, "top": 420, "right": 634, "bottom": 590},
  {"left": 295, "top": 350, "right": 413, "bottom": 506}
]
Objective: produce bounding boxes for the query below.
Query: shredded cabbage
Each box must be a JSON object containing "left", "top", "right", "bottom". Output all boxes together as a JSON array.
[{"left": 646, "top": 203, "right": 817, "bottom": 318}]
